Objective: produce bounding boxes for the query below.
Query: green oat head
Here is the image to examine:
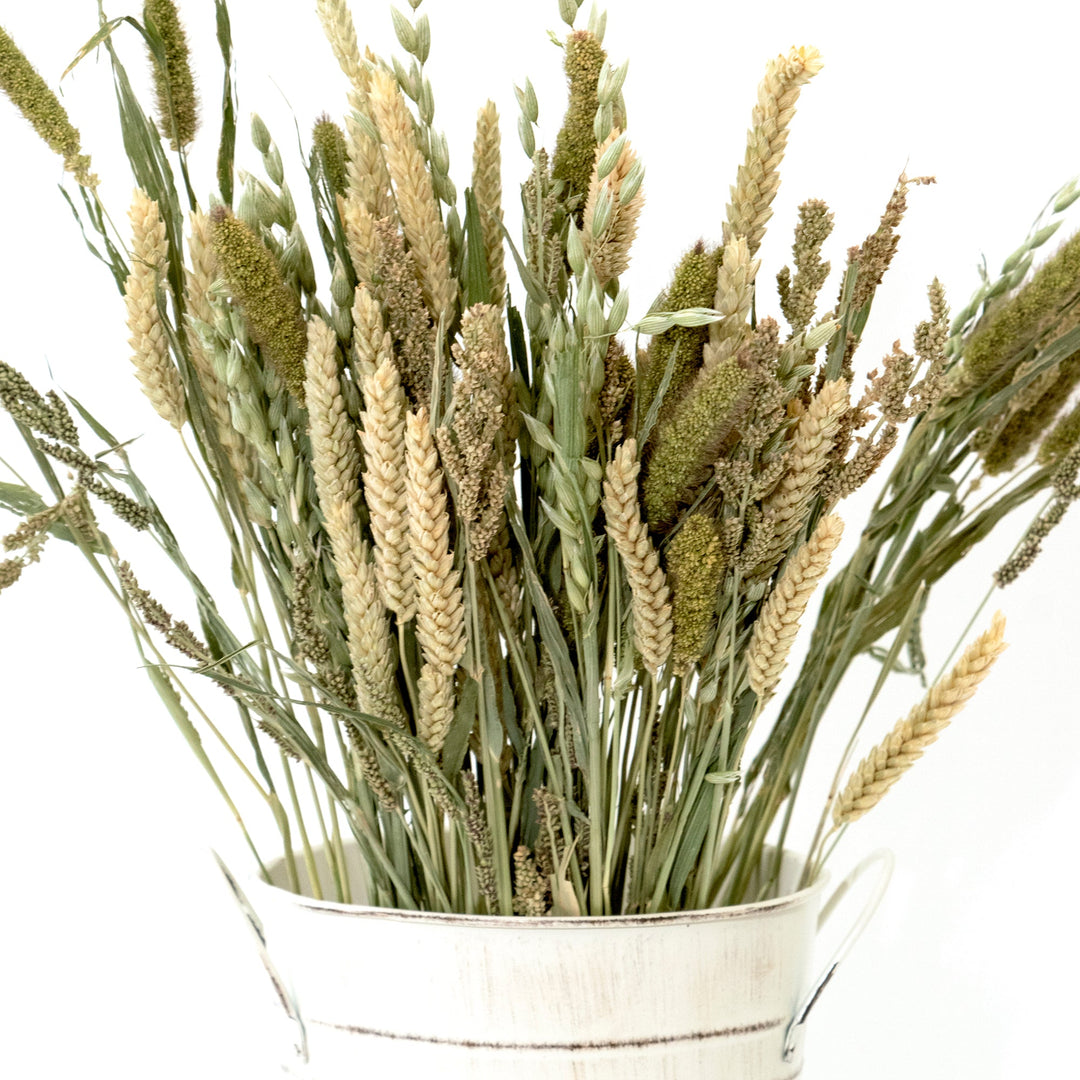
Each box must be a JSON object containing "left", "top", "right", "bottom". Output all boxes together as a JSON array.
[
  {"left": 209, "top": 206, "right": 309, "bottom": 403},
  {"left": 0, "top": 23, "right": 96, "bottom": 186}
]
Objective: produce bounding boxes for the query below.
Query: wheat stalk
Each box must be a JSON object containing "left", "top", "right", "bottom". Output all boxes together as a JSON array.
[
  {"left": 747, "top": 514, "right": 844, "bottom": 699},
  {"left": 124, "top": 188, "right": 186, "bottom": 430},
  {"left": 724, "top": 45, "right": 823, "bottom": 256},
  {"left": 360, "top": 357, "right": 415, "bottom": 621},
  {"left": 305, "top": 316, "right": 403, "bottom": 725},
  {"left": 757, "top": 378, "right": 849, "bottom": 571},
  {"left": 833, "top": 612, "right": 1008, "bottom": 825},
  {"left": 405, "top": 407, "right": 466, "bottom": 753},
  {"left": 472, "top": 100, "right": 506, "bottom": 306},
  {"left": 603, "top": 439, "right": 673, "bottom": 675},
  {"left": 368, "top": 68, "right": 457, "bottom": 322}
]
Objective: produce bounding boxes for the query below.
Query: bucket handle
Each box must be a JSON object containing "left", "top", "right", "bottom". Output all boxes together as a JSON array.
[
  {"left": 212, "top": 851, "right": 309, "bottom": 1064},
  {"left": 782, "top": 848, "right": 894, "bottom": 1063}
]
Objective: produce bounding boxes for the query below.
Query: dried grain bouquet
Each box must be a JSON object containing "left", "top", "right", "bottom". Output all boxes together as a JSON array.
[{"left": 2, "top": 0, "right": 1079, "bottom": 914}]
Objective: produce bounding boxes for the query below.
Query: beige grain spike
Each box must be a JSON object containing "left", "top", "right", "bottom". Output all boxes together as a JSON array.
[
  {"left": 360, "top": 357, "right": 415, "bottom": 620},
  {"left": 724, "top": 46, "right": 824, "bottom": 257},
  {"left": 405, "top": 407, "right": 466, "bottom": 753},
  {"left": 345, "top": 101, "right": 395, "bottom": 222},
  {"left": 603, "top": 439, "right": 673, "bottom": 675},
  {"left": 368, "top": 68, "right": 457, "bottom": 322},
  {"left": 305, "top": 316, "right": 404, "bottom": 725},
  {"left": 747, "top": 514, "right": 844, "bottom": 699},
  {"left": 352, "top": 283, "right": 393, "bottom": 382},
  {"left": 315, "top": 0, "right": 364, "bottom": 87},
  {"left": 339, "top": 191, "right": 379, "bottom": 285},
  {"left": 314, "top": 0, "right": 394, "bottom": 227},
  {"left": 759, "top": 378, "right": 849, "bottom": 570},
  {"left": 124, "top": 189, "right": 186, "bottom": 429},
  {"left": 702, "top": 234, "right": 758, "bottom": 371},
  {"left": 833, "top": 612, "right": 1008, "bottom": 825},
  {"left": 472, "top": 100, "right": 506, "bottom": 307}
]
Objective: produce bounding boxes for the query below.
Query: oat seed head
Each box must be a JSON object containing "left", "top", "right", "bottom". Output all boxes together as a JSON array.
[{"left": 583, "top": 129, "right": 644, "bottom": 288}]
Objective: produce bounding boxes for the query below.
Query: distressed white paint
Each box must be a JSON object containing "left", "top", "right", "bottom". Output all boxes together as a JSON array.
[{"left": 227, "top": 845, "right": 878, "bottom": 1079}]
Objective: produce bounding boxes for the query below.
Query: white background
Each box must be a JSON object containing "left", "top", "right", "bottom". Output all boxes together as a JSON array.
[{"left": 2, "top": 0, "right": 1079, "bottom": 1076}]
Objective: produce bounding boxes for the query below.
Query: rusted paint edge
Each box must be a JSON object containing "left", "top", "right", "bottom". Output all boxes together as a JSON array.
[{"left": 306, "top": 1016, "right": 787, "bottom": 1050}]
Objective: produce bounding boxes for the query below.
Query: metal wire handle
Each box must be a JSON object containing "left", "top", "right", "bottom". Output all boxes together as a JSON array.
[
  {"left": 213, "top": 851, "right": 310, "bottom": 1065},
  {"left": 782, "top": 848, "right": 895, "bottom": 1063}
]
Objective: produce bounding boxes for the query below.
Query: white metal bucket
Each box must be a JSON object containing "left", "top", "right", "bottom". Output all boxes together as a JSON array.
[{"left": 218, "top": 844, "right": 891, "bottom": 1079}]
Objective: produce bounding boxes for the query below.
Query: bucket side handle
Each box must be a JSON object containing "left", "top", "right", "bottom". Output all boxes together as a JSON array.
[
  {"left": 782, "top": 848, "right": 894, "bottom": 1063},
  {"left": 212, "top": 851, "right": 310, "bottom": 1064}
]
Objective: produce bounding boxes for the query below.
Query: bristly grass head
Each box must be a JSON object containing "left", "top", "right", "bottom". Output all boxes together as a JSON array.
[
  {"left": 209, "top": 205, "right": 309, "bottom": 403},
  {"left": 143, "top": 0, "right": 199, "bottom": 150},
  {"left": 0, "top": 23, "right": 96, "bottom": 186}
]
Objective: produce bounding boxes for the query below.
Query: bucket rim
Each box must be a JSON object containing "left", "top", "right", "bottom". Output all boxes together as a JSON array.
[{"left": 244, "top": 846, "right": 830, "bottom": 929}]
